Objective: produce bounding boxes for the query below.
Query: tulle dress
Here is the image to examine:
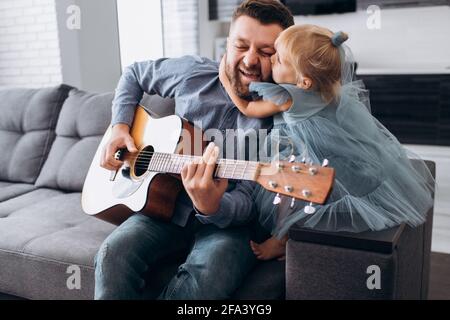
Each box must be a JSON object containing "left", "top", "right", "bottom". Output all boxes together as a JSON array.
[{"left": 251, "top": 76, "right": 435, "bottom": 237}]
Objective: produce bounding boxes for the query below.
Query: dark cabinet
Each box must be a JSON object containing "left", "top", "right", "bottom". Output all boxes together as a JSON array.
[
  {"left": 209, "top": 0, "right": 449, "bottom": 20},
  {"left": 359, "top": 74, "right": 450, "bottom": 146},
  {"left": 357, "top": 0, "right": 449, "bottom": 10}
]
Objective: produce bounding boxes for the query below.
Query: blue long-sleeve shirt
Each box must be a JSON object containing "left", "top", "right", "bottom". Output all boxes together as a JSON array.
[{"left": 111, "top": 55, "right": 272, "bottom": 228}]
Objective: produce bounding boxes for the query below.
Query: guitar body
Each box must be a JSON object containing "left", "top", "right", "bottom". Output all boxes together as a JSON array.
[{"left": 82, "top": 106, "right": 205, "bottom": 225}]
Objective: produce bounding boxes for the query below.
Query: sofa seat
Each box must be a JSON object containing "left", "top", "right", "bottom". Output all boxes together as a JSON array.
[
  {"left": 0, "top": 188, "right": 62, "bottom": 217},
  {"left": 0, "top": 189, "right": 285, "bottom": 300},
  {"left": 0, "top": 191, "right": 115, "bottom": 299},
  {"left": 0, "top": 181, "right": 35, "bottom": 202}
]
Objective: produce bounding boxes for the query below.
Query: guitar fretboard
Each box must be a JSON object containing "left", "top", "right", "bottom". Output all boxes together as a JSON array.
[{"left": 147, "top": 152, "right": 259, "bottom": 181}]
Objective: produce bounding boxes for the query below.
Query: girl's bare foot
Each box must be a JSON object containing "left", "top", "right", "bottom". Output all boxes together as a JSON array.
[{"left": 250, "top": 236, "right": 287, "bottom": 261}]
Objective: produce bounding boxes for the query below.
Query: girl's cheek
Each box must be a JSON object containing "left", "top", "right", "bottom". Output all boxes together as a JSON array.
[{"left": 272, "top": 67, "right": 279, "bottom": 80}]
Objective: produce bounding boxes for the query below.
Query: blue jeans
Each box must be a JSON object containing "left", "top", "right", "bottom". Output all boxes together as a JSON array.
[{"left": 94, "top": 213, "right": 257, "bottom": 299}]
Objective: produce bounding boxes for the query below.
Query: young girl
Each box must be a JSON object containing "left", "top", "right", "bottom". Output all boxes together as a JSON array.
[{"left": 219, "top": 24, "right": 435, "bottom": 260}]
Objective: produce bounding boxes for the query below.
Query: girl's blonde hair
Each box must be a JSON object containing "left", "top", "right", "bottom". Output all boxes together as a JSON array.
[{"left": 276, "top": 24, "right": 348, "bottom": 103}]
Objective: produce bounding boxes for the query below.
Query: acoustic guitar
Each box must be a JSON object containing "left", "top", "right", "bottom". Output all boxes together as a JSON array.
[{"left": 81, "top": 105, "right": 335, "bottom": 225}]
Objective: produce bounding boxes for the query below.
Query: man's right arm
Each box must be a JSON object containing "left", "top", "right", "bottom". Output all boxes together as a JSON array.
[
  {"left": 111, "top": 57, "right": 193, "bottom": 127},
  {"left": 102, "top": 56, "right": 196, "bottom": 170}
]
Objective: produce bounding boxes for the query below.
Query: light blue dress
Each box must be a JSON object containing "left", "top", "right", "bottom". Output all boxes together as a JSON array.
[{"left": 250, "top": 80, "right": 435, "bottom": 236}]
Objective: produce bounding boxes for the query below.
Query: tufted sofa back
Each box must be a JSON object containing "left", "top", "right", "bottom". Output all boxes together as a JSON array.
[
  {"left": 35, "top": 88, "right": 114, "bottom": 192},
  {"left": 0, "top": 85, "right": 177, "bottom": 193},
  {"left": 0, "top": 85, "right": 72, "bottom": 184}
]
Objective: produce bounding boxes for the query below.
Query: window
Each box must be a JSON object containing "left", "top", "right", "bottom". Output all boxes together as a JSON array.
[{"left": 116, "top": 0, "right": 164, "bottom": 70}]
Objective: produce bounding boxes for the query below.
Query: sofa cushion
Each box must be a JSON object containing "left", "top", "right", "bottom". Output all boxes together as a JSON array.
[
  {"left": 0, "top": 188, "right": 64, "bottom": 218},
  {"left": 0, "top": 188, "right": 284, "bottom": 300},
  {"left": 0, "top": 85, "right": 72, "bottom": 184},
  {"left": 0, "top": 192, "right": 115, "bottom": 299},
  {"left": 35, "top": 89, "right": 113, "bottom": 192},
  {"left": 0, "top": 181, "right": 35, "bottom": 202}
]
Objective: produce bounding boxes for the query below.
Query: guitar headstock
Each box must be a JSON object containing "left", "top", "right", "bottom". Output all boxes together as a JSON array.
[{"left": 255, "top": 159, "right": 335, "bottom": 205}]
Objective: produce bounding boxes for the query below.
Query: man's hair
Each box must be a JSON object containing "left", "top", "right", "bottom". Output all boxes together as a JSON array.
[{"left": 232, "top": 0, "right": 294, "bottom": 30}]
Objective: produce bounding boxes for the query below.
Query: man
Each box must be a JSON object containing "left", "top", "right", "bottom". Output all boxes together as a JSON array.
[{"left": 95, "top": 0, "right": 294, "bottom": 299}]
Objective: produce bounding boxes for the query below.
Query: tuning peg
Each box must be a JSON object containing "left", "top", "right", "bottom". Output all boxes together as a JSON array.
[
  {"left": 289, "top": 155, "right": 296, "bottom": 163},
  {"left": 301, "top": 157, "right": 306, "bottom": 163},
  {"left": 269, "top": 181, "right": 278, "bottom": 188},
  {"left": 273, "top": 193, "right": 281, "bottom": 205},
  {"left": 302, "top": 189, "right": 311, "bottom": 198},
  {"left": 309, "top": 167, "right": 318, "bottom": 175},
  {"left": 290, "top": 197, "right": 296, "bottom": 208},
  {"left": 304, "top": 202, "right": 316, "bottom": 214},
  {"left": 322, "top": 159, "right": 329, "bottom": 167}
]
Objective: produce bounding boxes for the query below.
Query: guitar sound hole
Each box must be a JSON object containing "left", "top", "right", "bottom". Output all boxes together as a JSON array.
[{"left": 134, "top": 145, "right": 154, "bottom": 177}]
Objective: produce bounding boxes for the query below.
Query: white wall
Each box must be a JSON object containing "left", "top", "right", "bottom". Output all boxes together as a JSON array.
[
  {"left": 405, "top": 144, "right": 450, "bottom": 254},
  {"left": 0, "top": 0, "right": 62, "bottom": 87},
  {"left": 199, "top": 4, "right": 450, "bottom": 73},
  {"left": 117, "top": 0, "right": 163, "bottom": 70},
  {"left": 293, "top": 5, "right": 450, "bottom": 74},
  {"left": 55, "top": 0, "right": 121, "bottom": 93}
]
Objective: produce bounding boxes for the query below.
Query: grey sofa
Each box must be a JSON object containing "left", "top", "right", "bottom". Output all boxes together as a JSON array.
[{"left": 0, "top": 85, "right": 434, "bottom": 300}]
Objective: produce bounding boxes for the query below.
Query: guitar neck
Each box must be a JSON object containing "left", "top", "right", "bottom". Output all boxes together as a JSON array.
[{"left": 147, "top": 152, "right": 259, "bottom": 181}]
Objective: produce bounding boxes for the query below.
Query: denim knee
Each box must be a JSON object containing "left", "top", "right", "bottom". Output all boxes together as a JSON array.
[{"left": 162, "top": 264, "right": 228, "bottom": 300}]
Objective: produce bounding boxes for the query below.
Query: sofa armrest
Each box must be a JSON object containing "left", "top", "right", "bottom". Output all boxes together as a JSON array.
[
  {"left": 288, "top": 223, "right": 405, "bottom": 254},
  {"left": 285, "top": 225, "right": 404, "bottom": 299},
  {"left": 285, "top": 160, "right": 435, "bottom": 300}
]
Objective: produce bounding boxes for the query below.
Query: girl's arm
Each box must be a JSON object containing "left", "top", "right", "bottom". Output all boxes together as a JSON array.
[{"left": 219, "top": 57, "right": 291, "bottom": 118}]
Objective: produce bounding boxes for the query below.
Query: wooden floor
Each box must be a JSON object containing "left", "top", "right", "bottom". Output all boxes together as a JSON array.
[{"left": 429, "top": 252, "right": 450, "bottom": 300}]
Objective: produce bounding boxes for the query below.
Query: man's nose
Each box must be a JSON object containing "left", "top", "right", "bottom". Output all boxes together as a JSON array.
[
  {"left": 270, "top": 54, "right": 275, "bottom": 65},
  {"left": 243, "top": 50, "right": 259, "bottom": 68}
]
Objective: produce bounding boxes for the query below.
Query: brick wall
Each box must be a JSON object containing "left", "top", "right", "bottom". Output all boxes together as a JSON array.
[{"left": 0, "top": 0, "right": 62, "bottom": 88}]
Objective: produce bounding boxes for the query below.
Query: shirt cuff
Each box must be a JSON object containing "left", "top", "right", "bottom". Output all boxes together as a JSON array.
[{"left": 194, "top": 203, "right": 232, "bottom": 228}]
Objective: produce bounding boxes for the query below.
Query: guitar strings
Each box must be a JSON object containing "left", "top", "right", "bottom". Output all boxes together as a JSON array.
[
  {"left": 112, "top": 151, "right": 268, "bottom": 174},
  {"left": 129, "top": 161, "right": 259, "bottom": 172},
  {"left": 124, "top": 154, "right": 259, "bottom": 173},
  {"left": 131, "top": 160, "right": 259, "bottom": 170},
  {"left": 124, "top": 157, "right": 256, "bottom": 168},
  {"left": 128, "top": 161, "right": 259, "bottom": 177},
  {"left": 119, "top": 151, "right": 258, "bottom": 166},
  {"left": 120, "top": 150, "right": 252, "bottom": 162}
]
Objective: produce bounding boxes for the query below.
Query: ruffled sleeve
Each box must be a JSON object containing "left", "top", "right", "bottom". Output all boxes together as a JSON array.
[{"left": 249, "top": 82, "right": 292, "bottom": 106}]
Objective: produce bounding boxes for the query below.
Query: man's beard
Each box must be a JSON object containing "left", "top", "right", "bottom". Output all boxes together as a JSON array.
[{"left": 225, "top": 62, "right": 269, "bottom": 101}]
